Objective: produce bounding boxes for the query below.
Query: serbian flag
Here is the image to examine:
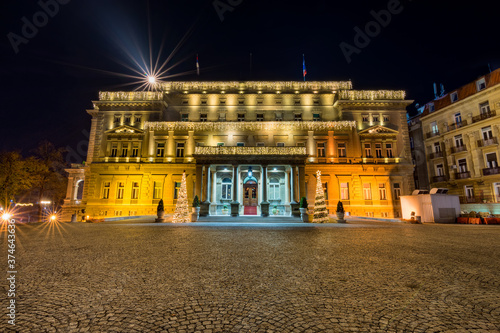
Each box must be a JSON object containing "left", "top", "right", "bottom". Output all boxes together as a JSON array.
[
  {"left": 302, "top": 54, "right": 307, "bottom": 81},
  {"left": 196, "top": 54, "right": 200, "bottom": 76}
]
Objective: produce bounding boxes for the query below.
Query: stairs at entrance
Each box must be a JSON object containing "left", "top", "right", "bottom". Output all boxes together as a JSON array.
[{"left": 244, "top": 206, "right": 257, "bottom": 215}]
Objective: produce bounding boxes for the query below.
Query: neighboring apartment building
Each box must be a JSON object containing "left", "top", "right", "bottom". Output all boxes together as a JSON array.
[
  {"left": 408, "top": 110, "right": 430, "bottom": 190},
  {"left": 62, "top": 81, "right": 415, "bottom": 221},
  {"left": 419, "top": 69, "right": 500, "bottom": 211}
]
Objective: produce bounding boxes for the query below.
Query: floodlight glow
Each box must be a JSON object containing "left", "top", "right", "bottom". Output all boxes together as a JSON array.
[
  {"left": 50, "top": 215, "right": 57, "bottom": 222},
  {"left": 148, "top": 76, "right": 156, "bottom": 84},
  {"left": 2, "top": 213, "right": 12, "bottom": 221}
]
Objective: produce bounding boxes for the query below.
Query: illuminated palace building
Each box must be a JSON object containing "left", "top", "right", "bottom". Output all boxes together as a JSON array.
[{"left": 62, "top": 81, "right": 415, "bottom": 220}]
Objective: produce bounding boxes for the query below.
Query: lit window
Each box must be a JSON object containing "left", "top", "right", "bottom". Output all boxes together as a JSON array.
[
  {"left": 431, "top": 121, "right": 439, "bottom": 134},
  {"left": 393, "top": 183, "right": 401, "bottom": 200},
  {"left": 174, "top": 182, "right": 182, "bottom": 199},
  {"left": 337, "top": 143, "right": 346, "bottom": 157},
  {"left": 363, "top": 184, "right": 372, "bottom": 200},
  {"left": 117, "top": 182, "right": 125, "bottom": 199},
  {"left": 176, "top": 143, "right": 185, "bottom": 157},
  {"left": 156, "top": 143, "right": 165, "bottom": 157},
  {"left": 317, "top": 142, "right": 326, "bottom": 157},
  {"left": 379, "top": 183, "right": 387, "bottom": 200},
  {"left": 221, "top": 178, "right": 232, "bottom": 200},
  {"left": 154, "top": 182, "right": 162, "bottom": 199},
  {"left": 450, "top": 92, "right": 458, "bottom": 103},
  {"left": 131, "top": 182, "right": 139, "bottom": 199},
  {"left": 269, "top": 178, "right": 280, "bottom": 200},
  {"left": 340, "top": 183, "right": 349, "bottom": 200},
  {"left": 103, "top": 182, "right": 110, "bottom": 199}
]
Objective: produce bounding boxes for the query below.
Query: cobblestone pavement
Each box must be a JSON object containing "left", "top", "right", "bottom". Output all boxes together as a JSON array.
[{"left": 1, "top": 220, "right": 500, "bottom": 332}]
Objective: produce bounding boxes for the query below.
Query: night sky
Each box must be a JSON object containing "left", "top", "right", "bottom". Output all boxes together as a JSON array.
[{"left": 1, "top": 0, "right": 498, "bottom": 162}]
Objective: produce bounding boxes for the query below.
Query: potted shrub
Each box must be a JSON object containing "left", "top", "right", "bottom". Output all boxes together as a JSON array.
[
  {"left": 192, "top": 195, "right": 201, "bottom": 221},
  {"left": 222, "top": 205, "right": 229, "bottom": 215},
  {"left": 272, "top": 205, "right": 279, "bottom": 215},
  {"left": 299, "top": 197, "right": 309, "bottom": 222},
  {"left": 336, "top": 201, "right": 346, "bottom": 223}
]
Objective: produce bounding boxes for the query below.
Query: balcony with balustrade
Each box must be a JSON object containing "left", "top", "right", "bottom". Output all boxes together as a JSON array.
[
  {"left": 455, "top": 171, "right": 471, "bottom": 179},
  {"left": 483, "top": 167, "right": 500, "bottom": 176},
  {"left": 429, "top": 151, "right": 444, "bottom": 159},
  {"left": 446, "top": 120, "right": 468, "bottom": 132},
  {"left": 477, "top": 137, "right": 498, "bottom": 147},
  {"left": 432, "top": 175, "right": 448, "bottom": 182},
  {"left": 451, "top": 145, "right": 467, "bottom": 154},
  {"left": 472, "top": 110, "right": 496, "bottom": 123}
]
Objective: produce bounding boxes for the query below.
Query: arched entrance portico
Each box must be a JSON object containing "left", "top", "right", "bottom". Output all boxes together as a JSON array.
[{"left": 243, "top": 177, "right": 258, "bottom": 215}]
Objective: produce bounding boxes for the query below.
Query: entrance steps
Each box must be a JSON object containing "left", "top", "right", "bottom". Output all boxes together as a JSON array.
[{"left": 198, "top": 215, "right": 302, "bottom": 223}]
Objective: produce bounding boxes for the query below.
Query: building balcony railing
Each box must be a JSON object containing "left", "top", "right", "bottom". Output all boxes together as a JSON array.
[
  {"left": 432, "top": 175, "right": 448, "bottom": 182},
  {"left": 483, "top": 167, "right": 500, "bottom": 176},
  {"left": 194, "top": 146, "right": 308, "bottom": 156},
  {"left": 455, "top": 171, "right": 471, "bottom": 179},
  {"left": 447, "top": 120, "right": 468, "bottom": 132},
  {"left": 472, "top": 110, "right": 496, "bottom": 123},
  {"left": 477, "top": 137, "right": 498, "bottom": 147},
  {"left": 426, "top": 131, "right": 440, "bottom": 139},
  {"left": 459, "top": 196, "right": 497, "bottom": 204},
  {"left": 451, "top": 145, "right": 467, "bottom": 154},
  {"left": 429, "top": 151, "right": 444, "bottom": 159}
]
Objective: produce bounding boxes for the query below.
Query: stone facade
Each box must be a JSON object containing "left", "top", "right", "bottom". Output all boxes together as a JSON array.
[
  {"left": 419, "top": 69, "right": 500, "bottom": 211},
  {"left": 62, "top": 81, "right": 414, "bottom": 221}
]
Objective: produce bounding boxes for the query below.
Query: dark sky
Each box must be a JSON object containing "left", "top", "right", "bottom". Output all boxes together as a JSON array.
[{"left": 1, "top": 0, "right": 498, "bottom": 162}]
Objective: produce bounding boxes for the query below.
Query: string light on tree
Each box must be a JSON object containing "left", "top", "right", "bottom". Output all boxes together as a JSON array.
[
  {"left": 313, "top": 170, "right": 329, "bottom": 223},
  {"left": 172, "top": 171, "right": 191, "bottom": 223}
]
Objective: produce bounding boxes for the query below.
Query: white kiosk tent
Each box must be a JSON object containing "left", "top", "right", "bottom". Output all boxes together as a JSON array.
[{"left": 400, "top": 188, "right": 460, "bottom": 223}]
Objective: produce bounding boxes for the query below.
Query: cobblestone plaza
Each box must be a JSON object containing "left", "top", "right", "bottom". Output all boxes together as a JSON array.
[{"left": 2, "top": 220, "right": 500, "bottom": 332}]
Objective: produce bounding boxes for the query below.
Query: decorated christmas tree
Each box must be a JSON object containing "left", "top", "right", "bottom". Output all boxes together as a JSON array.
[
  {"left": 172, "top": 171, "right": 191, "bottom": 223},
  {"left": 313, "top": 170, "right": 329, "bottom": 223}
]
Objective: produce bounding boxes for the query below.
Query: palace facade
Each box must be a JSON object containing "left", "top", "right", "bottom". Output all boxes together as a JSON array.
[{"left": 62, "top": 81, "right": 414, "bottom": 221}]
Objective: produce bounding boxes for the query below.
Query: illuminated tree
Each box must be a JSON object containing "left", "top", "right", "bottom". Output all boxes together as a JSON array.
[
  {"left": 313, "top": 170, "right": 329, "bottom": 223},
  {"left": 172, "top": 171, "right": 190, "bottom": 223}
]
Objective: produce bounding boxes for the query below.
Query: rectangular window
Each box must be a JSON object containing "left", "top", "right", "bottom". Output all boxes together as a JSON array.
[
  {"left": 494, "top": 183, "right": 500, "bottom": 203},
  {"left": 134, "top": 115, "right": 142, "bottom": 124},
  {"left": 174, "top": 182, "right": 181, "bottom": 199},
  {"left": 340, "top": 183, "right": 349, "bottom": 200},
  {"left": 454, "top": 135, "right": 463, "bottom": 147},
  {"left": 237, "top": 142, "right": 245, "bottom": 147},
  {"left": 429, "top": 103, "right": 435, "bottom": 112},
  {"left": 434, "top": 142, "right": 441, "bottom": 153},
  {"left": 217, "top": 142, "right": 225, "bottom": 147},
  {"left": 458, "top": 159, "right": 467, "bottom": 173},
  {"left": 379, "top": 183, "right": 387, "bottom": 200},
  {"left": 296, "top": 142, "right": 306, "bottom": 147},
  {"left": 117, "top": 182, "right": 125, "bottom": 199},
  {"left": 383, "top": 115, "right": 389, "bottom": 122},
  {"left": 269, "top": 182, "right": 280, "bottom": 200},
  {"left": 181, "top": 114, "right": 189, "bottom": 122},
  {"left": 450, "top": 91, "right": 458, "bottom": 103},
  {"left": 317, "top": 142, "right": 326, "bottom": 157},
  {"left": 131, "top": 182, "right": 139, "bottom": 199},
  {"left": 294, "top": 99, "right": 301, "bottom": 106},
  {"left": 201, "top": 99, "right": 207, "bottom": 105},
  {"left": 220, "top": 99, "right": 226, "bottom": 106},
  {"left": 110, "top": 144, "right": 118, "bottom": 157},
  {"left": 313, "top": 99, "right": 320, "bottom": 106},
  {"left": 103, "top": 182, "right": 110, "bottom": 199},
  {"left": 256, "top": 114, "right": 264, "bottom": 122},
  {"left": 363, "top": 183, "right": 372, "bottom": 200},
  {"left": 156, "top": 143, "right": 165, "bottom": 157},
  {"left": 182, "top": 99, "right": 188, "bottom": 105},
  {"left": 337, "top": 143, "right": 346, "bottom": 157},
  {"left": 482, "top": 126, "right": 493, "bottom": 140},
  {"left": 362, "top": 115, "right": 369, "bottom": 122},
  {"left": 476, "top": 78, "right": 486, "bottom": 91},
  {"left": 480, "top": 102, "right": 490, "bottom": 114},
  {"left": 431, "top": 121, "right": 439, "bottom": 134},
  {"left": 121, "top": 145, "right": 128, "bottom": 157},
  {"left": 275, "top": 112, "right": 283, "bottom": 121},
  {"left": 375, "top": 144, "right": 382, "bottom": 158},
  {"left": 386, "top": 143, "right": 393, "bottom": 158},
  {"left": 294, "top": 114, "right": 302, "bottom": 121},
  {"left": 176, "top": 143, "right": 185, "bottom": 157},
  {"left": 373, "top": 115, "right": 379, "bottom": 122},
  {"left": 313, "top": 113, "right": 321, "bottom": 121},
  {"left": 465, "top": 185, "right": 474, "bottom": 199},
  {"left": 256, "top": 142, "right": 265, "bottom": 147},
  {"left": 454, "top": 112, "right": 462, "bottom": 124},
  {"left": 486, "top": 152, "right": 498, "bottom": 168},
  {"left": 393, "top": 183, "right": 401, "bottom": 200},
  {"left": 153, "top": 182, "right": 162, "bottom": 199},
  {"left": 200, "top": 114, "right": 207, "bottom": 122},
  {"left": 131, "top": 145, "right": 139, "bottom": 157},
  {"left": 257, "top": 98, "right": 263, "bottom": 105},
  {"left": 276, "top": 142, "right": 285, "bottom": 147},
  {"left": 124, "top": 115, "right": 131, "bottom": 124},
  {"left": 238, "top": 99, "right": 244, "bottom": 105},
  {"left": 364, "top": 143, "right": 372, "bottom": 157},
  {"left": 221, "top": 182, "right": 232, "bottom": 200},
  {"left": 237, "top": 113, "right": 245, "bottom": 122},
  {"left": 218, "top": 113, "right": 226, "bottom": 122},
  {"left": 114, "top": 115, "right": 121, "bottom": 124},
  {"left": 436, "top": 164, "right": 444, "bottom": 176}
]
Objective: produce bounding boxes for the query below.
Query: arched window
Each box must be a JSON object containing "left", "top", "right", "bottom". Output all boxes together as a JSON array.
[
  {"left": 222, "top": 178, "right": 232, "bottom": 200},
  {"left": 269, "top": 178, "right": 280, "bottom": 200}
]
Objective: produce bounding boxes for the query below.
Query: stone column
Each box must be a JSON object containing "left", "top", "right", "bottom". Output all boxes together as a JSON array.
[
  {"left": 285, "top": 168, "right": 290, "bottom": 204},
  {"left": 261, "top": 165, "right": 270, "bottom": 216},
  {"left": 231, "top": 165, "right": 240, "bottom": 217},
  {"left": 290, "top": 166, "right": 295, "bottom": 203},
  {"left": 204, "top": 165, "right": 211, "bottom": 203},
  {"left": 299, "top": 165, "right": 306, "bottom": 200},
  {"left": 195, "top": 164, "right": 203, "bottom": 199}
]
